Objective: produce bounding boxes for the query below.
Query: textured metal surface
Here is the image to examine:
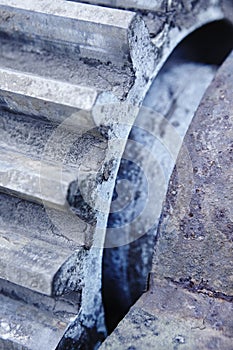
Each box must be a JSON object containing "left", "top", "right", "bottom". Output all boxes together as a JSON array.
[
  {"left": 101, "top": 50, "right": 233, "bottom": 349},
  {"left": 0, "top": 291, "right": 76, "bottom": 350},
  {"left": 0, "top": 0, "right": 231, "bottom": 349},
  {"left": 0, "top": 227, "right": 74, "bottom": 295},
  {"left": 0, "top": 0, "right": 136, "bottom": 65},
  {"left": 72, "top": 0, "right": 165, "bottom": 11},
  {"left": 101, "top": 277, "right": 233, "bottom": 350},
  {"left": 153, "top": 50, "right": 233, "bottom": 295},
  {"left": 103, "top": 59, "right": 217, "bottom": 329}
]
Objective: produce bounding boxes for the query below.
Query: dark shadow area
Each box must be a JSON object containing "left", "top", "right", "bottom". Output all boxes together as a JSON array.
[
  {"left": 171, "top": 19, "right": 233, "bottom": 65},
  {"left": 103, "top": 19, "right": 233, "bottom": 335}
]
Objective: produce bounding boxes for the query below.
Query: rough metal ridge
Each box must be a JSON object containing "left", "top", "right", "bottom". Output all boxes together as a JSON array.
[
  {"left": 100, "top": 48, "right": 233, "bottom": 350},
  {"left": 153, "top": 50, "right": 233, "bottom": 296},
  {"left": 0, "top": 0, "right": 231, "bottom": 349},
  {"left": 71, "top": 0, "right": 169, "bottom": 11},
  {"left": 103, "top": 59, "right": 218, "bottom": 331}
]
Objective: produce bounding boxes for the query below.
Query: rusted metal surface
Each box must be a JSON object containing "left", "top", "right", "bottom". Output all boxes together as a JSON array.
[
  {"left": 103, "top": 58, "right": 217, "bottom": 331},
  {"left": 0, "top": 0, "right": 232, "bottom": 349},
  {"left": 153, "top": 50, "right": 233, "bottom": 296},
  {"left": 101, "top": 277, "right": 233, "bottom": 350},
  {"left": 101, "top": 50, "right": 233, "bottom": 349}
]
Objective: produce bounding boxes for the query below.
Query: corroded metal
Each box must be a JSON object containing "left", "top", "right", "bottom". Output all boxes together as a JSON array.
[
  {"left": 0, "top": 0, "right": 231, "bottom": 349},
  {"left": 101, "top": 276, "right": 233, "bottom": 350},
  {"left": 101, "top": 50, "right": 233, "bottom": 350},
  {"left": 153, "top": 50, "right": 233, "bottom": 296}
]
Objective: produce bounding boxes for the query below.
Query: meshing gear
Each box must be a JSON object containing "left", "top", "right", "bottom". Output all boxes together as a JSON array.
[{"left": 0, "top": 1, "right": 232, "bottom": 349}]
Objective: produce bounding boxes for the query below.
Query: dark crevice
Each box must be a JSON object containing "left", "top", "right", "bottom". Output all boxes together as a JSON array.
[
  {"left": 67, "top": 181, "right": 97, "bottom": 226},
  {"left": 170, "top": 20, "right": 233, "bottom": 65}
]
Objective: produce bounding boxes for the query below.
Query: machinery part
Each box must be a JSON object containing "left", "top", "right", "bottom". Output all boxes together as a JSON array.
[
  {"left": 103, "top": 17, "right": 233, "bottom": 332},
  {"left": 0, "top": 0, "right": 232, "bottom": 349},
  {"left": 153, "top": 52, "right": 233, "bottom": 298},
  {"left": 100, "top": 48, "right": 233, "bottom": 350},
  {"left": 103, "top": 46, "right": 217, "bottom": 330}
]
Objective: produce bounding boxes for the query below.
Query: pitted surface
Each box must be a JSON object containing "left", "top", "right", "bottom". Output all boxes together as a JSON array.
[
  {"left": 0, "top": 35, "right": 134, "bottom": 100},
  {"left": 101, "top": 277, "right": 233, "bottom": 350},
  {"left": 153, "top": 50, "right": 233, "bottom": 296},
  {"left": 101, "top": 47, "right": 233, "bottom": 350},
  {"left": 0, "top": 0, "right": 231, "bottom": 349}
]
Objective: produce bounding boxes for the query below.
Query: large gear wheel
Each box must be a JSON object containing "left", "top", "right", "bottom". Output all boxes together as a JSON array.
[{"left": 0, "top": 1, "right": 232, "bottom": 349}]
